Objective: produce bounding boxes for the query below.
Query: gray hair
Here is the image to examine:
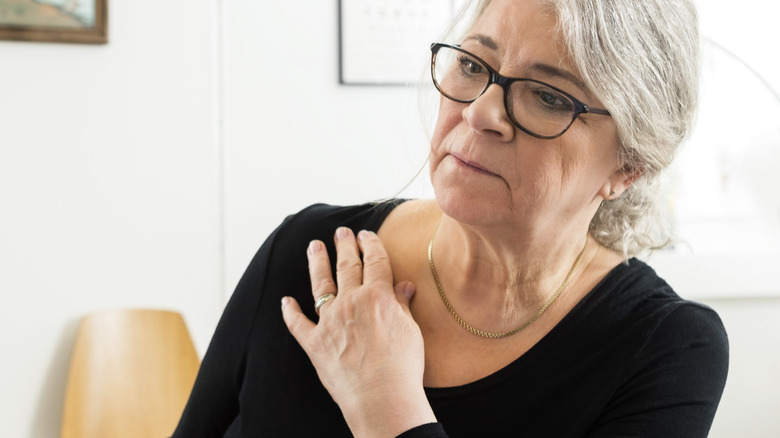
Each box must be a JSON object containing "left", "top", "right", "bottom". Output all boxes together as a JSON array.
[{"left": 438, "top": 0, "right": 700, "bottom": 258}]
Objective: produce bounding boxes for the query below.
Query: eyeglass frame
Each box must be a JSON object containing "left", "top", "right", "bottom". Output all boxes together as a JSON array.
[{"left": 430, "top": 42, "right": 611, "bottom": 140}]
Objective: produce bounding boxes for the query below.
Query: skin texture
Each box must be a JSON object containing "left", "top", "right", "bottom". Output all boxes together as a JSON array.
[
  {"left": 421, "top": 0, "right": 638, "bottom": 341},
  {"left": 281, "top": 0, "right": 642, "bottom": 436},
  {"left": 282, "top": 229, "right": 434, "bottom": 437}
]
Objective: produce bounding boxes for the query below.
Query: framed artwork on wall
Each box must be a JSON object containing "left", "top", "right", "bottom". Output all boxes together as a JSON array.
[
  {"left": 338, "top": 0, "right": 455, "bottom": 85},
  {"left": 0, "top": 0, "right": 107, "bottom": 44}
]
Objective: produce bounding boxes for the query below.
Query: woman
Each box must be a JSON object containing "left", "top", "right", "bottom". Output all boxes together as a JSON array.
[{"left": 173, "top": 0, "right": 728, "bottom": 436}]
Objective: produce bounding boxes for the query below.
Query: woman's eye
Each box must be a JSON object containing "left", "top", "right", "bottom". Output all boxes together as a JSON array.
[
  {"left": 539, "top": 91, "right": 562, "bottom": 105},
  {"left": 457, "top": 56, "right": 484, "bottom": 75},
  {"left": 534, "top": 89, "right": 573, "bottom": 112}
]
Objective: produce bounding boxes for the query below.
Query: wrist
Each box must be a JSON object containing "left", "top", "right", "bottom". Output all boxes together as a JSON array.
[{"left": 344, "top": 387, "right": 436, "bottom": 438}]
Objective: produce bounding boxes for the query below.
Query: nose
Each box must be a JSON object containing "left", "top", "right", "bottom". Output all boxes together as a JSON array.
[{"left": 461, "top": 83, "right": 515, "bottom": 142}]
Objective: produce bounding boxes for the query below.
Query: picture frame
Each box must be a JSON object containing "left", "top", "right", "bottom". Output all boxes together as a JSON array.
[
  {"left": 338, "top": 0, "right": 454, "bottom": 85},
  {"left": 0, "top": 0, "right": 107, "bottom": 44}
]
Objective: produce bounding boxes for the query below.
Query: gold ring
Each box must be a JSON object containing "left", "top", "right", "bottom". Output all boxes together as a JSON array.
[{"left": 314, "top": 293, "right": 336, "bottom": 315}]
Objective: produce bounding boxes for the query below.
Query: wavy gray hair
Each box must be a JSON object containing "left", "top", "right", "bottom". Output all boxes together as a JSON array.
[{"left": 439, "top": 0, "right": 700, "bottom": 258}]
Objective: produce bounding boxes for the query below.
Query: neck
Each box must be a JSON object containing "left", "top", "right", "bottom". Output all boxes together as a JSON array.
[{"left": 429, "top": 212, "right": 593, "bottom": 329}]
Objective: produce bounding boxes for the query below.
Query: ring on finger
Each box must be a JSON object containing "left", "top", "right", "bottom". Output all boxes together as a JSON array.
[{"left": 314, "top": 293, "right": 336, "bottom": 315}]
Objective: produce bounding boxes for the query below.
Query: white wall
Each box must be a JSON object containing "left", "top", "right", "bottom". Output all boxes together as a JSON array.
[
  {"left": 0, "top": 1, "right": 222, "bottom": 436},
  {"left": 222, "top": 0, "right": 433, "bottom": 299},
  {"left": 0, "top": 1, "right": 778, "bottom": 437}
]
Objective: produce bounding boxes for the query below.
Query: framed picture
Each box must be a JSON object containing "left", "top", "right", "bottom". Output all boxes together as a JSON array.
[
  {"left": 338, "top": 0, "right": 454, "bottom": 85},
  {"left": 0, "top": 0, "right": 107, "bottom": 44}
]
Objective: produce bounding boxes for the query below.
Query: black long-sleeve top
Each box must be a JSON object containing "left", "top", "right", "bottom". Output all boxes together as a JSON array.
[{"left": 173, "top": 201, "right": 729, "bottom": 437}]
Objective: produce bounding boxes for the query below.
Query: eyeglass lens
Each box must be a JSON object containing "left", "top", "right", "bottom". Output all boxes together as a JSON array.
[{"left": 432, "top": 45, "right": 577, "bottom": 138}]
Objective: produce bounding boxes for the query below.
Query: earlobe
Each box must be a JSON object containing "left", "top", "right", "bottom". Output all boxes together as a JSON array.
[
  {"left": 598, "top": 183, "right": 617, "bottom": 200},
  {"left": 603, "top": 165, "right": 643, "bottom": 200}
]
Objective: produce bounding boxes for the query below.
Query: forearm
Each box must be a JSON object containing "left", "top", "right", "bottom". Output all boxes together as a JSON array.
[{"left": 343, "top": 387, "right": 438, "bottom": 438}]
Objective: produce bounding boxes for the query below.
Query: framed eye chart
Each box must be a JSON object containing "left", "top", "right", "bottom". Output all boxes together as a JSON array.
[{"left": 338, "top": 0, "right": 459, "bottom": 85}]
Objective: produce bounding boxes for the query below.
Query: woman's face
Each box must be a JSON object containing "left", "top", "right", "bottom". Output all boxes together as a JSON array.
[{"left": 430, "top": 0, "right": 626, "bottom": 232}]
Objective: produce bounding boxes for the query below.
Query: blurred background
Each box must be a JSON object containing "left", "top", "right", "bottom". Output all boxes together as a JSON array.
[{"left": 1, "top": 0, "right": 778, "bottom": 436}]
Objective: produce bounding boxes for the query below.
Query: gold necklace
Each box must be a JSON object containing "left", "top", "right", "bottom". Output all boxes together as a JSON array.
[{"left": 427, "top": 222, "right": 588, "bottom": 339}]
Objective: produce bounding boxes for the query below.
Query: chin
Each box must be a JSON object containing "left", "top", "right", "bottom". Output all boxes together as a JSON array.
[
  {"left": 433, "top": 185, "right": 511, "bottom": 228},
  {"left": 429, "top": 154, "right": 519, "bottom": 228}
]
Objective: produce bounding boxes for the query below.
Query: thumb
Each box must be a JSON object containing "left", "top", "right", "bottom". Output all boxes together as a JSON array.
[
  {"left": 281, "top": 296, "right": 316, "bottom": 345},
  {"left": 393, "top": 281, "right": 416, "bottom": 316}
]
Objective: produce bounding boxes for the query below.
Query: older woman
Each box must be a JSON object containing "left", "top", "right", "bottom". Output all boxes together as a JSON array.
[{"left": 173, "top": 0, "right": 728, "bottom": 437}]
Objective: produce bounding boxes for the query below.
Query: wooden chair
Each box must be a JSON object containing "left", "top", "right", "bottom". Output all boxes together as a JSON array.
[{"left": 61, "top": 309, "right": 200, "bottom": 438}]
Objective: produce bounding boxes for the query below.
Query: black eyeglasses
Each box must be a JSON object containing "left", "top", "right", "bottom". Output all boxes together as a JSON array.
[{"left": 430, "top": 43, "right": 611, "bottom": 139}]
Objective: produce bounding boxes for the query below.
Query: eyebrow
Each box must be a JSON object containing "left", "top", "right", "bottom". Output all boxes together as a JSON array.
[
  {"left": 528, "top": 63, "right": 587, "bottom": 93},
  {"left": 463, "top": 33, "right": 587, "bottom": 94},
  {"left": 463, "top": 34, "right": 498, "bottom": 50}
]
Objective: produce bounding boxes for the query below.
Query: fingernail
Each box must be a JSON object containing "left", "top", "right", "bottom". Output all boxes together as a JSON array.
[
  {"left": 308, "top": 240, "right": 323, "bottom": 255},
  {"left": 357, "top": 230, "right": 371, "bottom": 241},
  {"left": 336, "top": 227, "right": 349, "bottom": 241},
  {"left": 281, "top": 297, "right": 290, "bottom": 307}
]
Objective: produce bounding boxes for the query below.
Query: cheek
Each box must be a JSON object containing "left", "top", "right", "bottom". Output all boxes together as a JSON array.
[
  {"left": 560, "top": 129, "right": 621, "bottom": 188},
  {"left": 588, "top": 133, "right": 622, "bottom": 177},
  {"left": 430, "top": 98, "right": 462, "bottom": 156}
]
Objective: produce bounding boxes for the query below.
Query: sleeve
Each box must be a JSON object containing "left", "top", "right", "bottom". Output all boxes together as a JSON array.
[
  {"left": 396, "top": 422, "right": 449, "bottom": 438},
  {"left": 587, "top": 304, "right": 729, "bottom": 438},
  {"left": 171, "top": 216, "right": 291, "bottom": 437}
]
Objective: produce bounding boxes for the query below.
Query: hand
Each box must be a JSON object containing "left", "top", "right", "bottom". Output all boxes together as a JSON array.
[{"left": 281, "top": 227, "right": 436, "bottom": 438}]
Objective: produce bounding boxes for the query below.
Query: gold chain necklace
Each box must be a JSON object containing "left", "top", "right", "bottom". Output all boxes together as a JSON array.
[{"left": 427, "top": 222, "right": 588, "bottom": 339}]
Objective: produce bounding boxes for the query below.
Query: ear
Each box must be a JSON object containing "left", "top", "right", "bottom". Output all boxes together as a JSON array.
[{"left": 599, "top": 164, "right": 643, "bottom": 200}]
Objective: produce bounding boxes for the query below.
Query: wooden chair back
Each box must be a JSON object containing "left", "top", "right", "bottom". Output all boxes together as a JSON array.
[{"left": 61, "top": 309, "right": 200, "bottom": 438}]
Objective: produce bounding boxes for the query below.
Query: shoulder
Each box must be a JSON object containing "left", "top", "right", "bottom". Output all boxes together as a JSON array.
[
  {"left": 577, "top": 260, "right": 728, "bottom": 436},
  {"left": 286, "top": 199, "right": 409, "bottom": 231},
  {"left": 599, "top": 258, "right": 729, "bottom": 381},
  {"left": 601, "top": 259, "right": 724, "bottom": 321},
  {"left": 597, "top": 258, "right": 672, "bottom": 297},
  {"left": 575, "top": 258, "right": 729, "bottom": 368},
  {"left": 255, "top": 199, "right": 412, "bottom": 278},
  {"left": 648, "top": 301, "right": 729, "bottom": 360},
  {"left": 236, "top": 200, "right": 408, "bottom": 287},
  {"left": 589, "top": 258, "right": 695, "bottom": 318},
  {"left": 273, "top": 199, "right": 410, "bottom": 248}
]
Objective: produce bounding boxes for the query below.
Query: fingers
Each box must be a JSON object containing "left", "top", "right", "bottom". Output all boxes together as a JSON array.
[
  {"left": 356, "top": 230, "right": 393, "bottom": 286},
  {"left": 334, "top": 227, "right": 363, "bottom": 292},
  {"left": 314, "top": 293, "right": 336, "bottom": 316},
  {"left": 281, "top": 296, "right": 316, "bottom": 343},
  {"left": 307, "top": 240, "right": 337, "bottom": 302},
  {"left": 307, "top": 227, "right": 395, "bottom": 319}
]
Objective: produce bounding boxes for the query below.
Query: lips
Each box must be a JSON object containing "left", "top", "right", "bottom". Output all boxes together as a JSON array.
[{"left": 450, "top": 153, "right": 499, "bottom": 177}]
